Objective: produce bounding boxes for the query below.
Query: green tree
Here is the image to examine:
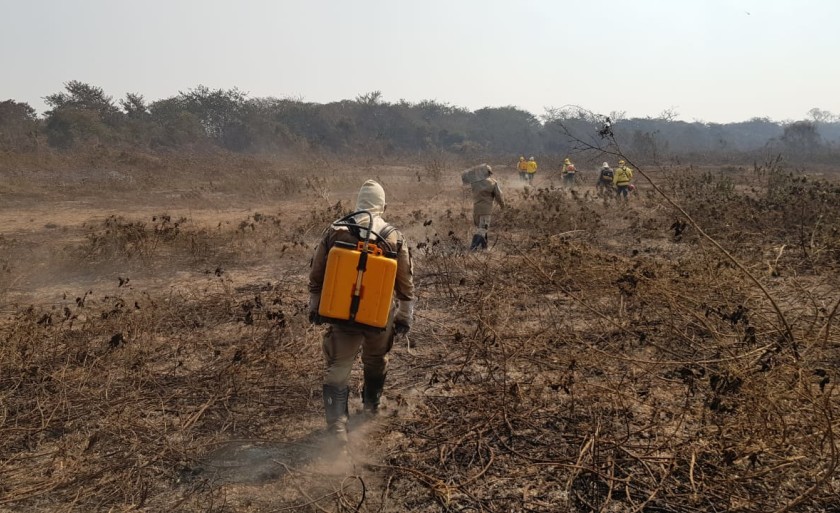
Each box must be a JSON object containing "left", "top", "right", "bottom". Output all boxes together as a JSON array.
[
  {"left": 541, "top": 107, "right": 601, "bottom": 156},
  {"left": 781, "top": 120, "right": 822, "bottom": 158},
  {"left": 43, "top": 81, "right": 121, "bottom": 148},
  {"left": 44, "top": 81, "right": 119, "bottom": 119},
  {"left": 0, "top": 100, "right": 39, "bottom": 151},
  {"left": 147, "top": 97, "right": 206, "bottom": 148},
  {"left": 44, "top": 109, "right": 111, "bottom": 149},
  {"left": 808, "top": 107, "right": 835, "bottom": 124},
  {"left": 118, "top": 93, "right": 157, "bottom": 146},
  {"left": 469, "top": 106, "right": 540, "bottom": 154},
  {"left": 273, "top": 100, "right": 346, "bottom": 151},
  {"left": 178, "top": 86, "right": 247, "bottom": 144},
  {"left": 355, "top": 90, "right": 383, "bottom": 106},
  {"left": 120, "top": 93, "right": 149, "bottom": 120}
]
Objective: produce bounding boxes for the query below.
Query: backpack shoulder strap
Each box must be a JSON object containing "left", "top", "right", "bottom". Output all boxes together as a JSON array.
[
  {"left": 378, "top": 224, "right": 403, "bottom": 253},
  {"left": 379, "top": 224, "right": 397, "bottom": 246},
  {"left": 379, "top": 224, "right": 395, "bottom": 240}
]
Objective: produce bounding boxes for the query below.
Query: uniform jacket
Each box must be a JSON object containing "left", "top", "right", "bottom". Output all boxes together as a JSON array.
[
  {"left": 462, "top": 164, "right": 505, "bottom": 224},
  {"left": 613, "top": 165, "right": 633, "bottom": 186},
  {"left": 472, "top": 177, "right": 505, "bottom": 217},
  {"left": 526, "top": 160, "right": 538, "bottom": 174}
]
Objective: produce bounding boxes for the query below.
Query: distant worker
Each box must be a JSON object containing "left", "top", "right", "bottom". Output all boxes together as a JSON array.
[
  {"left": 308, "top": 180, "right": 415, "bottom": 446},
  {"left": 462, "top": 164, "right": 505, "bottom": 250},
  {"left": 613, "top": 159, "right": 634, "bottom": 200},
  {"left": 596, "top": 162, "right": 614, "bottom": 196},
  {"left": 561, "top": 157, "right": 577, "bottom": 187},
  {"left": 517, "top": 155, "right": 528, "bottom": 181},
  {"left": 525, "top": 156, "right": 538, "bottom": 184}
]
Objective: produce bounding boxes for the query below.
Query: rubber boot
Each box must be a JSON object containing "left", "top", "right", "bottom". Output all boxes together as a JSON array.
[
  {"left": 362, "top": 374, "right": 386, "bottom": 416},
  {"left": 323, "top": 384, "right": 349, "bottom": 444},
  {"left": 469, "top": 234, "right": 485, "bottom": 251}
]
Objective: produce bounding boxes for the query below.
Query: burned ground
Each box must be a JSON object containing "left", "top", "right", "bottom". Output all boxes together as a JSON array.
[{"left": 1, "top": 156, "right": 839, "bottom": 512}]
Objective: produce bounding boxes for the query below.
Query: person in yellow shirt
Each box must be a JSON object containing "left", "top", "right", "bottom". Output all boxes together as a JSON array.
[
  {"left": 517, "top": 156, "right": 528, "bottom": 181},
  {"left": 561, "top": 157, "right": 577, "bottom": 187},
  {"left": 613, "top": 159, "right": 633, "bottom": 200},
  {"left": 525, "top": 156, "right": 538, "bottom": 184}
]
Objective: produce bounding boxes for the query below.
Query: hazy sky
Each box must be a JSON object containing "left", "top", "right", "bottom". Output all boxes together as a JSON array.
[{"left": 2, "top": 0, "right": 838, "bottom": 123}]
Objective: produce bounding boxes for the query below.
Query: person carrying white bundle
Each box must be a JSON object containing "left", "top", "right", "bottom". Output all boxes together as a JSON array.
[{"left": 461, "top": 164, "right": 505, "bottom": 250}]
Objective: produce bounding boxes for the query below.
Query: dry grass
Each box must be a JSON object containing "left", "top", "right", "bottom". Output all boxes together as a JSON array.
[{"left": 1, "top": 155, "right": 839, "bottom": 512}]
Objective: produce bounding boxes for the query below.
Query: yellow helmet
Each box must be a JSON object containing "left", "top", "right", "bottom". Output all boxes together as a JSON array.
[
  {"left": 564, "top": 158, "right": 571, "bottom": 165},
  {"left": 618, "top": 159, "right": 626, "bottom": 165},
  {"left": 519, "top": 156, "right": 525, "bottom": 161}
]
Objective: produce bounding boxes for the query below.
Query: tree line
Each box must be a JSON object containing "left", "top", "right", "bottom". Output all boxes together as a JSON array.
[{"left": 1, "top": 81, "right": 839, "bottom": 163}]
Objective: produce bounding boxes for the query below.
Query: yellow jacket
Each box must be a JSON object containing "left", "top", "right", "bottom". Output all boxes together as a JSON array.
[
  {"left": 526, "top": 160, "right": 538, "bottom": 174},
  {"left": 517, "top": 159, "right": 528, "bottom": 171},
  {"left": 613, "top": 165, "right": 633, "bottom": 186}
]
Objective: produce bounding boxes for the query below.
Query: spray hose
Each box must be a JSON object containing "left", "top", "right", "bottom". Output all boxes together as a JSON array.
[{"left": 331, "top": 210, "right": 395, "bottom": 253}]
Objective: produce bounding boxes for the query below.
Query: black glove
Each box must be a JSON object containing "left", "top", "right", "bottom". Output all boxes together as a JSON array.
[
  {"left": 309, "top": 311, "right": 323, "bottom": 325},
  {"left": 394, "top": 320, "right": 410, "bottom": 335}
]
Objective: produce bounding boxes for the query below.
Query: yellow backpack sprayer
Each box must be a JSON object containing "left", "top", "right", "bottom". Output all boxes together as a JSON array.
[{"left": 318, "top": 210, "right": 400, "bottom": 330}]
